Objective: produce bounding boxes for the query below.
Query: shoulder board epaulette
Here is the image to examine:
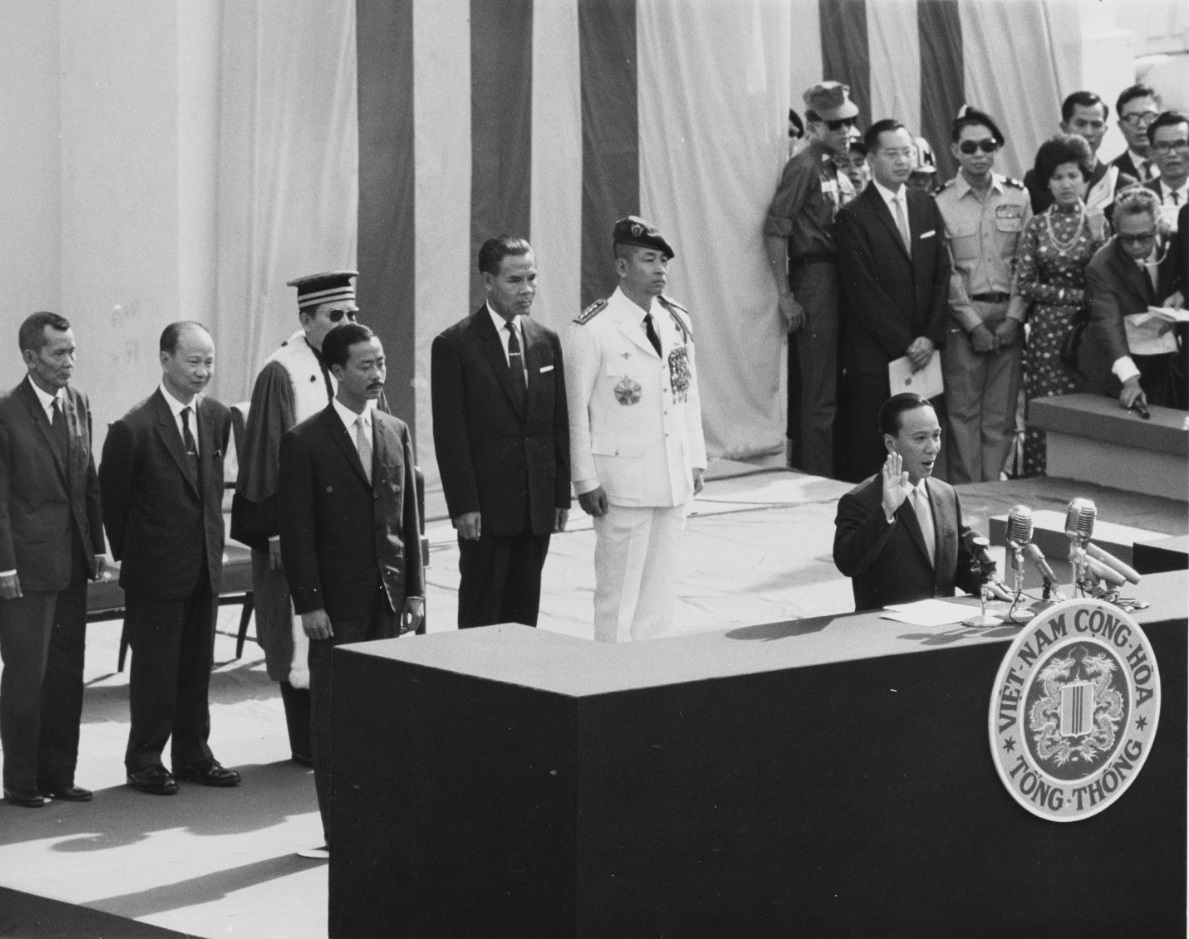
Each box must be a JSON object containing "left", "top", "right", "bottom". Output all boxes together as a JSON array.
[
  {"left": 573, "top": 298, "right": 607, "bottom": 325},
  {"left": 1004, "top": 177, "right": 1025, "bottom": 189},
  {"left": 658, "top": 295, "right": 693, "bottom": 343}
]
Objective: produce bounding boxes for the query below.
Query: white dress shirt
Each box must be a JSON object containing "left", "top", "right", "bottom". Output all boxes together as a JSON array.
[
  {"left": 159, "top": 383, "right": 200, "bottom": 453},
  {"left": 486, "top": 303, "right": 523, "bottom": 368}
]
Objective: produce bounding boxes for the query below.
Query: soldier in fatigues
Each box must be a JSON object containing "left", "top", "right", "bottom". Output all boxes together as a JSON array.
[
  {"left": 935, "top": 108, "right": 1032, "bottom": 483},
  {"left": 564, "top": 217, "right": 706, "bottom": 643}
]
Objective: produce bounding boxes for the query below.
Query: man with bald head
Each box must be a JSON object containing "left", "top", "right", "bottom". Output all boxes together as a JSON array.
[{"left": 101, "top": 322, "right": 240, "bottom": 795}]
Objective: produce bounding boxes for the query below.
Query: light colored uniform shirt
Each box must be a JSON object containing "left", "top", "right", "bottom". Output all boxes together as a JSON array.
[{"left": 935, "top": 172, "right": 1032, "bottom": 332}]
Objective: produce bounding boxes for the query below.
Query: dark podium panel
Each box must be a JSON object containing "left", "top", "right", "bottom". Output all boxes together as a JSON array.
[{"left": 329, "top": 574, "right": 1187, "bottom": 938}]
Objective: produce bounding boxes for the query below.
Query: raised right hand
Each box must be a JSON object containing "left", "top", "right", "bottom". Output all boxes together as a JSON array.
[{"left": 880, "top": 451, "right": 912, "bottom": 519}]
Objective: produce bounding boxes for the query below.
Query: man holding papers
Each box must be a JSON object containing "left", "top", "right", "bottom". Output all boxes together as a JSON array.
[
  {"left": 833, "top": 394, "right": 986, "bottom": 612},
  {"left": 1079, "top": 187, "right": 1186, "bottom": 410},
  {"left": 836, "top": 120, "right": 951, "bottom": 482}
]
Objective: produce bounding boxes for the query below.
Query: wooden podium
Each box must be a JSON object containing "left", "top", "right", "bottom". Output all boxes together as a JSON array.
[{"left": 327, "top": 573, "right": 1186, "bottom": 937}]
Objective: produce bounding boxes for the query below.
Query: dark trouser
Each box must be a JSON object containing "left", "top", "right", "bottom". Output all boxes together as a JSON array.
[
  {"left": 0, "top": 545, "right": 88, "bottom": 792},
  {"left": 1135, "top": 351, "right": 1185, "bottom": 410},
  {"left": 787, "top": 261, "right": 840, "bottom": 478},
  {"left": 123, "top": 562, "right": 216, "bottom": 772},
  {"left": 457, "top": 530, "right": 551, "bottom": 628},
  {"left": 837, "top": 370, "right": 891, "bottom": 484},
  {"left": 279, "top": 680, "right": 312, "bottom": 760},
  {"left": 308, "top": 588, "right": 398, "bottom": 848}
]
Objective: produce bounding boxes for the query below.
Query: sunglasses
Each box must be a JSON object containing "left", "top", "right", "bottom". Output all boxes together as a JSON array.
[
  {"left": 326, "top": 308, "right": 358, "bottom": 323},
  {"left": 822, "top": 116, "right": 858, "bottom": 131},
  {"left": 1118, "top": 231, "right": 1158, "bottom": 244},
  {"left": 958, "top": 139, "right": 999, "bottom": 155}
]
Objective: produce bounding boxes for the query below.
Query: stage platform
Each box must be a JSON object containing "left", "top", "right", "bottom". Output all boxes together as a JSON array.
[{"left": 0, "top": 464, "right": 1185, "bottom": 938}]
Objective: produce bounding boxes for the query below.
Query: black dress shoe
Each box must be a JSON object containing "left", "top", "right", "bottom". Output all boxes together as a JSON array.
[
  {"left": 4, "top": 787, "right": 51, "bottom": 808},
  {"left": 175, "top": 758, "right": 241, "bottom": 788},
  {"left": 127, "top": 765, "right": 179, "bottom": 795},
  {"left": 38, "top": 782, "right": 92, "bottom": 802}
]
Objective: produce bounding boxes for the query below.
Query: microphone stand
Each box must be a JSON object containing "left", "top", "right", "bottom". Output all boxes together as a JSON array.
[
  {"left": 963, "top": 551, "right": 1003, "bottom": 628},
  {"left": 1005, "top": 542, "right": 1034, "bottom": 623},
  {"left": 1069, "top": 539, "right": 1088, "bottom": 598}
]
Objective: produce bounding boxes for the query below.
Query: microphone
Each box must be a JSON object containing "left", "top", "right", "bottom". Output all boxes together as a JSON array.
[
  {"left": 1085, "top": 542, "right": 1141, "bottom": 585},
  {"left": 1006, "top": 504, "right": 1033, "bottom": 546},
  {"left": 962, "top": 531, "right": 997, "bottom": 578},
  {"left": 1083, "top": 555, "right": 1127, "bottom": 588},
  {"left": 1024, "top": 544, "right": 1062, "bottom": 590},
  {"left": 1064, "top": 498, "right": 1096, "bottom": 546},
  {"left": 1131, "top": 399, "right": 1151, "bottom": 420}
]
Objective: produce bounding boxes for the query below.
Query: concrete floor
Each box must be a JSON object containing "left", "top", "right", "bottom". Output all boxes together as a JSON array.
[{"left": 0, "top": 464, "right": 1184, "bottom": 938}]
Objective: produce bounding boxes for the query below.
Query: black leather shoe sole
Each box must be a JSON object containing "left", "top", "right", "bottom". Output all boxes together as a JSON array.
[
  {"left": 39, "top": 783, "right": 92, "bottom": 802},
  {"left": 175, "top": 765, "right": 241, "bottom": 787},
  {"left": 4, "top": 788, "right": 51, "bottom": 808}
]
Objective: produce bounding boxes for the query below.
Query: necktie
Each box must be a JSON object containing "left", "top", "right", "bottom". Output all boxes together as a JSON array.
[
  {"left": 893, "top": 194, "right": 912, "bottom": 256},
  {"left": 643, "top": 312, "right": 663, "bottom": 357},
  {"left": 1171, "top": 190, "right": 1180, "bottom": 205},
  {"left": 911, "top": 487, "right": 935, "bottom": 567},
  {"left": 355, "top": 414, "right": 373, "bottom": 485},
  {"left": 505, "top": 321, "right": 527, "bottom": 402},
  {"left": 51, "top": 398, "right": 69, "bottom": 455},
  {"left": 1141, "top": 160, "right": 1153, "bottom": 181},
  {"left": 181, "top": 406, "right": 200, "bottom": 484}
]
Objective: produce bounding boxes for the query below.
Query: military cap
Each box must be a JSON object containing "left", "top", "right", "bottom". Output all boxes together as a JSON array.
[
  {"left": 286, "top": 270, "right": 358, "bottom": 311},
  {"left": 612, "top": 216, "right": 674, "bottom": 261},
  {"left": 803, "top": 81, "right": 859, "bottom": 122},
  {"left": 953, "top": 105, "right": 1007, "bottom": 146}
]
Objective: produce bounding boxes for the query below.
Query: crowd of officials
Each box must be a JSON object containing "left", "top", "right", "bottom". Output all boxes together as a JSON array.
[
  {"left": 1, "top": 80, "right": 1186, "bottom": 867},
  {"left": 771, "top": 81, "right": 1189, "bottom": 486}
]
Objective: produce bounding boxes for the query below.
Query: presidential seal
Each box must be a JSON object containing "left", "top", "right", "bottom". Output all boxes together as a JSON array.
[{"left": 989, "top": 599, "right": 1160, "bottom": 822}]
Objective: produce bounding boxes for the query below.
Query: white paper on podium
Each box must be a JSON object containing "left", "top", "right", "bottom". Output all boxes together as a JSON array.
[
  {"left": 888, "top": 353, "right": 943, "bottom": 399},
  {"left": 880, "top": 599, "right": 974, "bottom": 626},
  {"left": 1125, "top": 310, "right": 1180, "bottom": 356}
]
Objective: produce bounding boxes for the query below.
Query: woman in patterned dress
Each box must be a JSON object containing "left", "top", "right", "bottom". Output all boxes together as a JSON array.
[{"left": 1015, "top": 134, "right": 1110, "bottom": 476}]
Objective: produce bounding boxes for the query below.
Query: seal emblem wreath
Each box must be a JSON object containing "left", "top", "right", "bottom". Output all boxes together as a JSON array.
[{"left": 988, "top": 598, "right": 1160, "bottom": 822}]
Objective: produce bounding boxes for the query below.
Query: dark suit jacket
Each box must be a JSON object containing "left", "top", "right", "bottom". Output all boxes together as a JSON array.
[
  {"left": 1111, "top": 150, "right": 1147, "bottom": 182},
  {"left": 833, "top": 474, "right": 981, "bottom": 612},
  {"left": 431, "top": 308, "right": 569, "bottom": 538},
  {"left": 100, "top": 389, "right": 231, "bottom": 599},
  {"left": 279, "top": 405, "right": 424, "bottom": 621},
  {"left": 1176, "top": 203, "right": 1189, "bottom": 292},
  {"left": 0, "top": 379, "right": 103, "bottom": 590},
  {"left": 1078, "top": 236, "right": 1178, "bottom": 397},
  {"left": 835, "top": 184, "right": 951, "bottom": 375}
]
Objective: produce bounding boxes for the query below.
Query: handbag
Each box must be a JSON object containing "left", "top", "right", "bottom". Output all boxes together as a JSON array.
[{"left": 1060, "top": 309, "right": 1088, "bottom": 369}]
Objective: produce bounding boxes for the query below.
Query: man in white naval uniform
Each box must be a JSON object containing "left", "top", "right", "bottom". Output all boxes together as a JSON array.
[
  {"left": 231, "top": 271, "right": 359, "bottom": 765},
  {"left": 565, "top": 217, "right": 706, "bottom": 643}
]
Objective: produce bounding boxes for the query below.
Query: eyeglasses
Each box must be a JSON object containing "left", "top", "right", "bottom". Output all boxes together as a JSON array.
[
  {"left": 1151, "top": 139, "right": 1189, "bottom": 154},
  {"left": 823, "top": 116, "right": 858, "bottom": 131},
  {"left": 1117, "top": 231, "right": 1158, "bottom": 244},
  {"left": 958, "top": 139, "right": 999, "bottom": 155},
  {"left": 1120, "top": 110, "right": 1159, "bottom": 128}
]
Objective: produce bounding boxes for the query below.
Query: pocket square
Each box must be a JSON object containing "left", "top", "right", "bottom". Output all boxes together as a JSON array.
[
  {"left": 920, "top": 230, "right": 936, "bottom": 240},
  {"left": 539, "top": 364, "right": 554, "bottom": 373}
]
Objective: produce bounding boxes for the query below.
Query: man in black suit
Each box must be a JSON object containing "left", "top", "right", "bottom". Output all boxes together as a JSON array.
[
  {"left": 0, "top": 312, "right": 105, "bottom": 807},
  {"left": 279, "top": 322, "right": 425, "bottom": 859},
  {"left": 835, "top": 119, "right": 951, "bottom": 482},
  {"left": 1143, "top": 111, "right": 1189, "bottom": 226},
  {"left": 431, "top": 236, "right": 569, "bottom": 629},
  {"left": 833, "top": 394, "right": 990, "bottom": 612},
  {"left": 100, "top": 322, "right": 240, "bottom": 795},
  {"left": 1111, "top": 84, "right": 1161, "bottom": 183},
  {"left": 1078, "top": 188, "right": 1185, "bottom": 410},
  {"left": 1024, "top": 91, "right": 1137, "bottom": 216}
]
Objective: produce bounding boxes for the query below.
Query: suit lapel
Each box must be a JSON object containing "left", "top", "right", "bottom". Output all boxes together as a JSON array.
[
  {"left": 197, "top": 398, "right": 220, "bottom": 499},
  {"left": 21, "top": 380, "right": 69, "bottom": 486},
  {"left": 896, "top": 497, "right": 932, "bottom": 569},
  {"left": 475, "top": 309, "right": 527, "bottom": 419},
  {"left": 323, "top": 406, "right": 372, "bottom": 488},
  {"left": 926, "top": 479, "right": 956, "bottom": 582},
  {"left": 154, "top": 390, "right": 200, "bottom": 497}
]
